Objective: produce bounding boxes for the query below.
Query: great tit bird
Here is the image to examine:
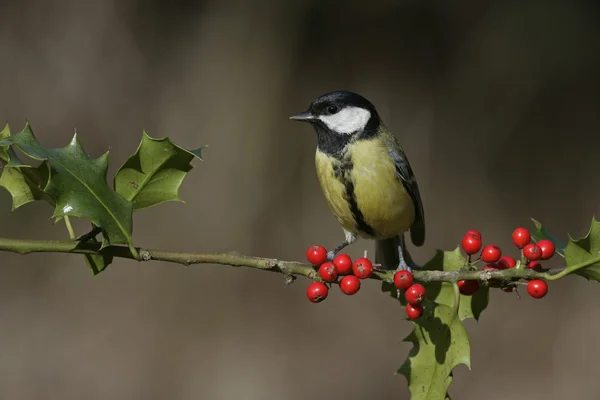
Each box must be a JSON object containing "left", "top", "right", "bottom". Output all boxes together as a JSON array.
[{"left": 290, "top": 90, "right": 425, "bottom": 271}]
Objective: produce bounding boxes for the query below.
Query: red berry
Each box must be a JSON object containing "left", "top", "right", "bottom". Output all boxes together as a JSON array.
[
  {"left": 306, "top": 245, "right": 328, "bottom": 266},
  {"left": 465, "top": 230, "right": 482, "bottom": 241},
  {"left": 512, "top": 227, "right": 531, "bottom": 249},
  {"left": 523, "top": 243, "right": 542, "bottom": 261},
  {"left": 405, "top": 283, "right": 426, "bottom": 305},
  {"left": 497, "top": 255, "right": 516, "bottom": 269},
  {"left": 527, "top": 279, "right": 548, "bottom": 299},
  {"left": 318, "top": 262, "right": 338, "bottom": 282},
  {"left": 306, "top": 282, "right": 328, "bottom": 303},
  {"left": 405, "top": 303, "right": 424, "bottom": 320},
  {"left": 536, "top": 239, "right": 555, "bottom": 260},
  {"left": 527, "top": 260, "right": 542, "bottom": 269},
  {"left": 481, "top": 245, "right": 502, "bottom": 263},
  {"left": 394, "top": 270, "right": 414, "bottom": 290},
  {"left": 461, "top": 234, "right": 482, "bottom": 255},
  {"left": 339, "top": 275, "right": 360, "bottom": 295},
  {"left": 333, "top": 254, "right": 353, "bottom": 275},
  {"left": 457, "top": 280, "right": 479, "bottom": 296},
  {"left": 352, "top": 257, "right": 373, "bottom": 279}
]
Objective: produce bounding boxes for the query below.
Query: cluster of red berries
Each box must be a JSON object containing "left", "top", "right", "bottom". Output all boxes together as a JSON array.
[
  {"left": 305, "top": 245, "right": 374, "bottom": 303},
  {"left": 305, "top": 245, "right": 427, "bottom": 320},
  {"left": 460, "top": 227, "right": 554, "bottom": 299},
  {"left": 304, "top": 226, "right": 554, "bottom": 317},
  {"left": 392, "top": 269, "right": 426, "bottom": 320}
]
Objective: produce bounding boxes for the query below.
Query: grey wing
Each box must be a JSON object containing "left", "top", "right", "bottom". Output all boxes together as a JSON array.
[{"left": 390, "top": 147, "right": 426, "bottom": 246}]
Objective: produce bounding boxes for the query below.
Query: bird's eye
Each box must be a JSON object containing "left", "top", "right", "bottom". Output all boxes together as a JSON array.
[{"left": 327, "top": 105, "right": 339, "bottom": 114}]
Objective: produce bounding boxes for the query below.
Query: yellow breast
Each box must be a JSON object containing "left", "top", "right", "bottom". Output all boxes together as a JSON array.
[
  {"left": 315, "top": 151, "right": 354, "bottom": 232},
  {"left": 315, "top": 138, "right": 415, "bottom": 239}
]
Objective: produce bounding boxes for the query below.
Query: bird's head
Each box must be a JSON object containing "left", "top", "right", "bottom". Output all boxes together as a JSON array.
[{"left": 290, "top": 91, "right": 381, "bottom": 141}]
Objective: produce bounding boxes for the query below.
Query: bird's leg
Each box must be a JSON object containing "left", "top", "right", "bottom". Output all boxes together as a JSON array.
[
  {"left": 326, "top": 241, "right": 349, "bottom": 261},
  {"left": 327, "top": 230, "right": 357, "bottom": 261},
  {"left": 396, "top": 234, "right": 421, "bottom": 272},
  {"left": 396, "top": 244, "right": 411, "bottom": 272}
]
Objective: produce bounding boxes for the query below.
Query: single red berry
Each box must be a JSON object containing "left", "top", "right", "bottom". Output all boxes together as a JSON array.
[
  {"left": 523, "top": 243, "right": 542, "bottom": 261},
  {"left": 306, "top": 245, "right": 328, "bottom": 266},
  {"left": 461, "top": 234, "right": 482, "bottom": 255},
  {"left": 457, "top": 280, "right": 479, "bottom": 296},
  {"left": 333, "top": 254, "right": 353, "bottom": 275},
  {"left": 394, "top": 270, "right": 414, "bottom": 290},
  {"left": 497, "top": 255, "right": 517, "bottom": 269},
  {"left": 306, "top": 282, "right": 328, "bottom": 303},
  {"left": 512, "top": 227, "right": 531, "bottom": 249},
  {"left": 465, "top": 230, "right": 482, "bottom": 241},
  {"left": 536, "top": 239, "right": 556, "bottom": 260},
  {"left": 405, "top": 303, "right": 424, "bottom": 320},
  {"left": 527, "top": 260, "right": 542, "bottom": 269},
  {"left": 481, "top": 245, "right": 502, "bottom": 263},
  {"left": 352, "top": 257, "right": 373, "bottom": 279},
  {"left": 318, "top": 262, "right": 338, "bottom": 283},
  {"left": 405, "top": 283, "right": 426, "bottom": 305},
  {"left": 339, "top": 275, "right": 360, "bottom": 295},
  {"left": 527, "top": 279, "right": 548, "bottom": 299}
]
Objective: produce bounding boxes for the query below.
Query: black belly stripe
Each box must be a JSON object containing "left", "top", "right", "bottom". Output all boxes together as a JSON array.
[
  {"left": 333, "top": 159, "right": 376, "bottom": 237},
  {"left": 344, "top": 180, "right": 376, "bottom": 237}
]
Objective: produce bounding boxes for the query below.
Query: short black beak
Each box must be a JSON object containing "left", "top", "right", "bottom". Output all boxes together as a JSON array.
[{"left": 289, "top": 110, "right": 315, "bottom": 122}]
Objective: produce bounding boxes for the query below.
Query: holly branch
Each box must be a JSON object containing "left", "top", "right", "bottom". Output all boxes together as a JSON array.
[
  {"left": 0, "top": 236, "right": 594, "bottom": 284},
  {"left": 1, "top": 123, "right": 599, "bottom": 400}
]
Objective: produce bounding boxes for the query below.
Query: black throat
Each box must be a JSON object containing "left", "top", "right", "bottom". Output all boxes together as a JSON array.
[{"left": 312, "top": 116, "right": 380, "bottom": 158}]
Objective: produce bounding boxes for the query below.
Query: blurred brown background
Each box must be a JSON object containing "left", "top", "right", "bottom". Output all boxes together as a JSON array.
[{"left": 1, "top": 0, "right": 600, "bottom": 399}]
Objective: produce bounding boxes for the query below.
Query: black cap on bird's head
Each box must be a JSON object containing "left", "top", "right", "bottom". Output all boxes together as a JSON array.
[{"left": 290, "top": 90, "right": 380, "bottom": 136}]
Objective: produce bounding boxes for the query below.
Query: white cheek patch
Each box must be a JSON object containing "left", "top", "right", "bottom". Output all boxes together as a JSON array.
[{"left": 318, "top": 107, "right": 371, "bottom": 134}]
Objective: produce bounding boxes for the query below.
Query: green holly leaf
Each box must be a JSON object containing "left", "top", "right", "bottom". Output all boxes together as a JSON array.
[
  {"left": 530, "top": 218, "right": 565, "bottom": 258},
  {"left": 0, "top": 161, "right": 50, "bottom": 210},
  {"left": 563, "top": 217, "right": 600, "bottom": 281},
  {"left": 0, "top": 124, "right": 23, "bottom": 166},
  {"left": 0, "top": 123, "right": 133, "bottom": 247},
  {"left": 0, "top": 125, "right": 26, "bottom": 167},
  {"left": 0, "top": 124, "right": 54, "bottom": 210},
  {"left": 382, "top": 248, "right": 489, "bottom": 321},
  {"left": 423, "top": 248, "right": 489, "bottom": 321},
  {"left": 114, "top": 132, "right": 203, "bottom": 210},
  {"left": 381, "top": 248, "right": 483, "bottom": 398},
  {"left": 398, "top": 302, "right": 470, "bottom": 400},
  {"left": 0, "top": 123, "right": 10, "bottom": 161}
]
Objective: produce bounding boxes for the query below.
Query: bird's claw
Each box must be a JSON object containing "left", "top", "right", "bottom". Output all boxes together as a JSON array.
[
  {"left": 395, "top": 264, "right": 412, "bottom": 274},
  {"left": 395, "top": 259, "right": 421, "bottom": 274},
  {"left": 326, "top": 250, "right": 336, "bottom": 262}
]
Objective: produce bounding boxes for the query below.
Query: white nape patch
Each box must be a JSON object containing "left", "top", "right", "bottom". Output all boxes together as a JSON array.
[{"left": 318, "top": 106, "right": 371, "bottom": 134}]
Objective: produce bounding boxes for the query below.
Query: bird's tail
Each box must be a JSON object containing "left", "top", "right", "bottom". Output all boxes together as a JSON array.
[{"left": 375, "top": 235, "right": 413, "bottom": 270}]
